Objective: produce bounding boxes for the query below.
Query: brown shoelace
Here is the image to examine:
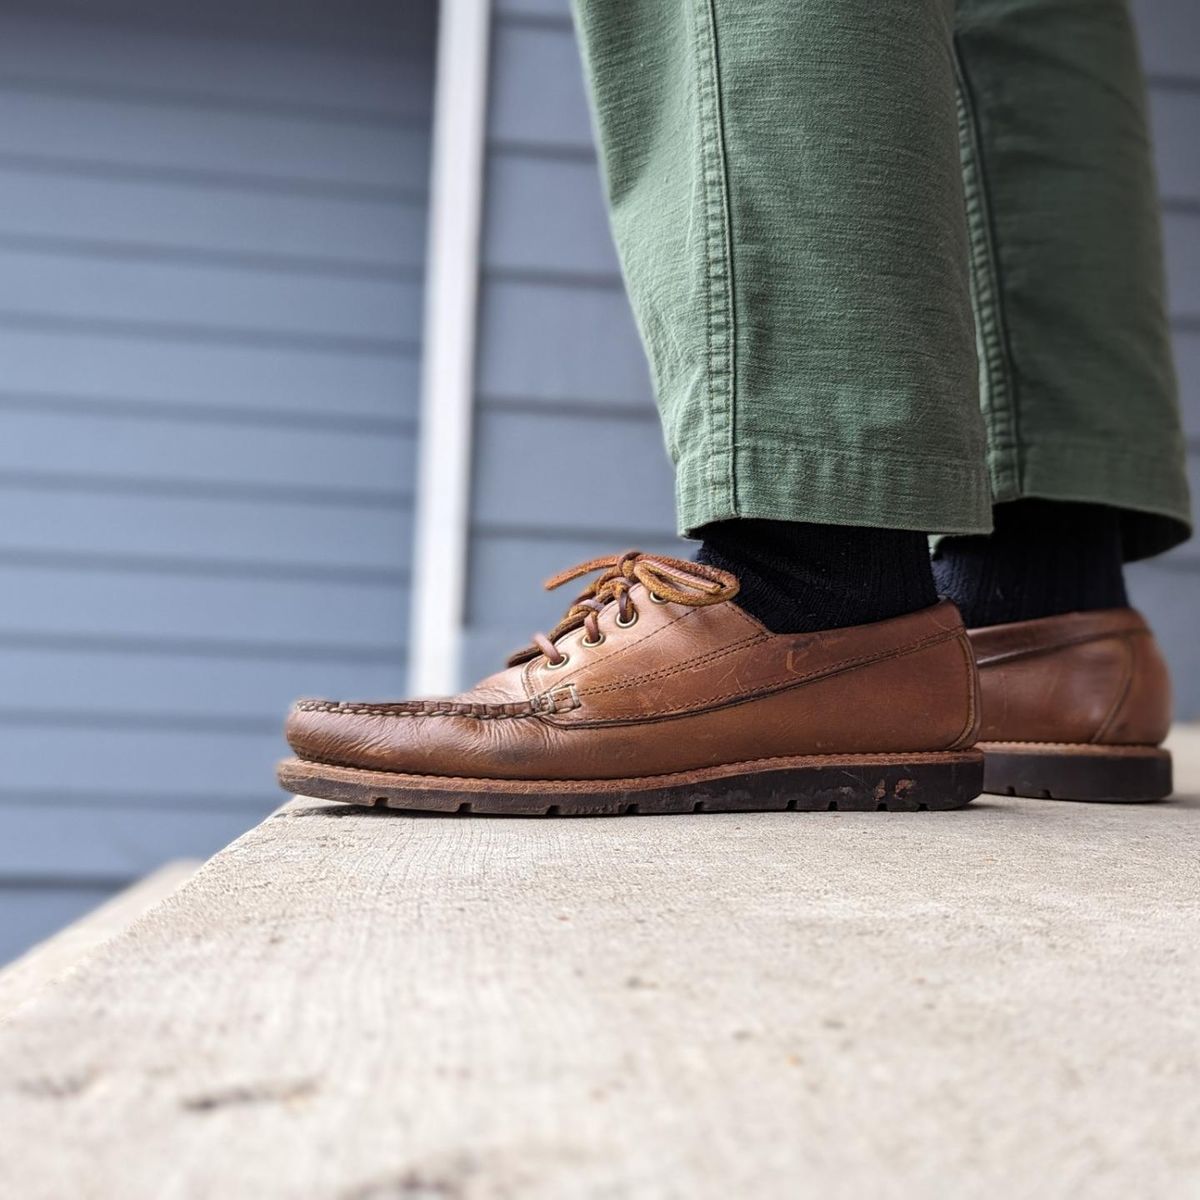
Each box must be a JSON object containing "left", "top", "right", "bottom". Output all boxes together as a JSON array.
[{"left": 508, "top": 550, "right": 740, "bottom": 667}]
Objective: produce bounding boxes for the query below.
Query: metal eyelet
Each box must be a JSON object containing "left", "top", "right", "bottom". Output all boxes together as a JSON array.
[
  {"left": 580, "top": 632, "right": 606, "bottom": 648},
  {"left": 615, "top": 608, "right": 639, "bottom": 628},
  {"left": 648, "top": 592, "right": 669, "bottom": 605},
  {"left": 544, "top": 652, "right": 571, "bottom": 670}
]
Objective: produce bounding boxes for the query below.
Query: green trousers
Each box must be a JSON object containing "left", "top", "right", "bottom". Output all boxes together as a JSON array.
[{"left": 571, "top": 0, "right": 1191, "bottom": 559}]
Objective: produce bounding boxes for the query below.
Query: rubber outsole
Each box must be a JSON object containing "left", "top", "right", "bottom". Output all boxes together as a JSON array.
[
  {"left": 278, "top": 751, "right": 984, "bottom": 817},
  {"left": 980, "top": 742, "right": 1172, "bottom": 803}
]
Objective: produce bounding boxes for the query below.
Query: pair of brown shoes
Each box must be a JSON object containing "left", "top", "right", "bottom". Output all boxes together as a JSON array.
[{"left": 280, "top": 552, "right": 1172, "bottom": 815}]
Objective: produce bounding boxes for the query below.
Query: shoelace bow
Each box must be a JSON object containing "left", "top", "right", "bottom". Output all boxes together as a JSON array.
[{"left": 508, "top": 550, "right": 739, "bottom": 667}]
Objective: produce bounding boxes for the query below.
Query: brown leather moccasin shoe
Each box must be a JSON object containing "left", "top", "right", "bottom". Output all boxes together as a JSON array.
[
  {"left": 970, "top": 609, "right": 1173, "bottom": 802},
  {"left": 280, "top": 552, "right": 983, "bottom": 816}
]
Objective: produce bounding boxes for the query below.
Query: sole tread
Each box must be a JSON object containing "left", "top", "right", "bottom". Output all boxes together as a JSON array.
[{"left": 278, "top": 754, "right": 983, "bottom": 817}]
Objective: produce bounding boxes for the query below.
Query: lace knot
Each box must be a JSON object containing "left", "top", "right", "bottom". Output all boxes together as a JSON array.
[{"left": 507, "top": 550, "right": 739, "bottom": 667}]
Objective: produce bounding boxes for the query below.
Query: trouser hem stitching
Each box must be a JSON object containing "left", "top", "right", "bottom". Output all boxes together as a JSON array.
[
  {"left": 955, "top": 37, "right": 1021, "bottom": 499},
  {"left": 694, "top": 0, "right": 737, "bottom": 517}
]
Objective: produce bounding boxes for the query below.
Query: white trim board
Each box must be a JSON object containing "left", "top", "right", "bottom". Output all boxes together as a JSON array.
[{"left": 408, "top": 0, "right": 492, "bottom": 696}]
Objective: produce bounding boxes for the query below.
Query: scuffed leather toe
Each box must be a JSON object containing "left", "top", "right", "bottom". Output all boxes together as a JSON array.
[{"left": 284, "top": 691, "right": 569, "bottom": 778}]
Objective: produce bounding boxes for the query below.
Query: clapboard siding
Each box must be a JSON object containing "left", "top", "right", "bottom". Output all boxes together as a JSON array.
[
  {"left": 1136, "top": 0, "right": 1200, "bottom": 78},
  {"left": 0, "top": 1, "right": 438, "bottom": 57},
  {"left": 4, "top": 566, "right": 409, "bottom": 647},
  {"left": 0, "top": 91, "right": 430, "bottom": 192},
  {"left": 2, "top": 646, "right": 406, "bottom": 724},
  {"left": 1, "top": 409, "right": 415, "bottom": 490},
  {"left": 489, "top": 20, "right": 590, "bottom": 151},
  {"left": 494, "top": 0, "right": 570, "bottom": 20},
  {"left": 0, "top": 329, "right": 420, "bottom": 418},
  {"left": 477, "top": 279, "right": 650, "bottom": 405},
  {"left": 482, "top": 154, "right": 617, "bottom": 278},
  {"left": 1, "top": 488, "right": 414, "bottom": 571},
  {"left": 2, "top": 251, "right": 423, "bottom": 339},
  {"left": 1, "top": 729, "right": 293, "bottom": 804},
  {"left": 466, "top": 0, "right": 1200, "bottom": 716},
  {"left": 1152, "top": 91, "right": 1200, "bottom": 200},
  {"left": 0, "top": 804, "right": 263, "bottom": 878},
  {"left": 0, "top": 169, "right": 426, "bottom": 264},
  {"left": 471, "top": 410, "right": 673, "bottom": 538},
  {"left": 1165, "top": 212, "right": 1200, "bottom": 316},
  {"left": 0, "top": 2, "right": 436, "bottom": 961},
  {"left": 0, "top": 13, "right": 433, "bottom": 115}
]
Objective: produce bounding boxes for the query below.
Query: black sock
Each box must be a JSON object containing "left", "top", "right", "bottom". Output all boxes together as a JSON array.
[
  {"left": 932, "top": 499, "right": 1127, "bottom": 628},
  {"left": 695, "top": 518, "right": 937, "bottom": 634}
]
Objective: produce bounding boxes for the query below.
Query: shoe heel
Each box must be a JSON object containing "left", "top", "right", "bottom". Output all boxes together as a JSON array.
[{"left": 981, "top": 743, "right": 1172, "bottom": 803}]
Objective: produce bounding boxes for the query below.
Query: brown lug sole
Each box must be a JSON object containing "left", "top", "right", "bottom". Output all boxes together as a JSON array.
[
  {"left": 279, "top": 750, "right": 984, "bottom": 817},
  {"left": 981, "top": 742, "right": 1172, "bottom": 803}
]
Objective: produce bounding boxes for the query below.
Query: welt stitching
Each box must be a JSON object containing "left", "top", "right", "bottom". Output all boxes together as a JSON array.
[
  {"left": 295, "top": 748, "right": 979, "bottom": 783},
  {"left": 297, "top": 702, "right": 543, "bottom": 721},
  {"left": 977, "top": 740, "right": 1160, "bottom": 751}
]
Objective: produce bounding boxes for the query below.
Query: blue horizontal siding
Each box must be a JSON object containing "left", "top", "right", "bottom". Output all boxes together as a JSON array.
[
  {"left": 2, "top": 563, "right": 410, "bottom": 647},
  {"left": 0, "top": 486, "right": 414, "bottom": 572},
  {"left": 470, "top": 408, "right": 674, "bottom": 541},
  {"left": 3, "top": 257, "right": 421, "bottom": 350},
  {"left": 0, "top": 802, "right": 272, "bottom": 879},
  {"left": 0, "top": 12, "right": 434, "bottom": 116},
  {"left": 1, "top": 645, "right": 406, "bottom": 725},
  {"left": 0, "top": 328, "right": 420, "bottom": 419},
  {"left": 0, "top": 89, "right": 430, "bottom": 193},
  {"left": 0, "top": 407, "right": 415, "bottom": 490},
  {"left": 477, "top": 278, "right": 651, "bottom": 407},
  {"left": 0, "top": 1, "right": 435, "bottom": 962},
  {"left": 0, "top": 1, "right": 438, "bottom": 58},
  {"left": 1134, "top": 0, "right": 1200, "bottom": 78},
  {"left": 0, "top": 167, "right": 426, "bottom": 264}
]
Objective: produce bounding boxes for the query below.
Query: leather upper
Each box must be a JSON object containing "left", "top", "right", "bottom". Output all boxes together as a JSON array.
[
  {"left": 969, "top": 608, "right": 1171, "bottom": 746},
  {"left": 286, "top": 585, "right": 980, "bottom": 781}
]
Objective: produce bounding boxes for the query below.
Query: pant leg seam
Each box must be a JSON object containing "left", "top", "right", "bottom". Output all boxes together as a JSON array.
[
  {"left": 694, "top": 0, "right": 737, "bottom": 516},
  {"left": 954, "top": 36, "right": 1023, "bottom": 499}
]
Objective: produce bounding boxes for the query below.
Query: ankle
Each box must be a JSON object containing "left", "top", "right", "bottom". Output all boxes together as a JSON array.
[
  {"left": 695, "top": 518, "right": 937, "bottom": 634},
  {"left": 933, "top": 499, "right": 1127, "bottom": 628}
]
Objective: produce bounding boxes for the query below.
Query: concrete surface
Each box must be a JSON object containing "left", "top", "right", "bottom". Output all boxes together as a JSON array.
[
  {"left": 0, "top": 861, "right": 199, "bottom": 1020},
  {"left": 0, "top": 731, "right": 1197, "bottom": 1199}
]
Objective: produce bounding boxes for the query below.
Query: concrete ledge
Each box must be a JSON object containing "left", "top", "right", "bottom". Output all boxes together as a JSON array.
[
  {"left": 0, "top": 861, "right": 199, "bottom": 1020},
  {"left": 0, "top": 733, "right": 1198, "bottom": 1197}
]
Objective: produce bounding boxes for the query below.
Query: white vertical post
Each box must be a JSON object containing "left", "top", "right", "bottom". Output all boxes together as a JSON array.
[{"left": 408, "top": 0, "right": 492, "bottom": 695}]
